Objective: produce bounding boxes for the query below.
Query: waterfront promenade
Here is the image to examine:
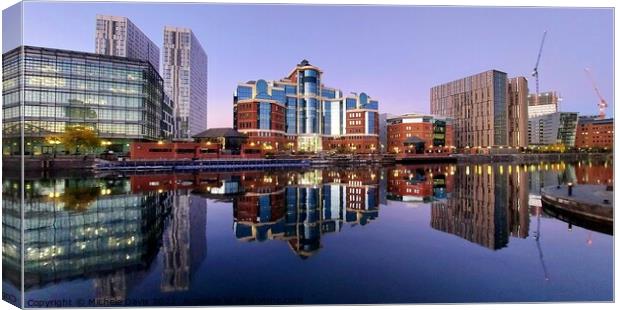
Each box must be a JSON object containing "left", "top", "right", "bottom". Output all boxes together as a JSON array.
[
  {"left": 541, "top": 184, "right": 613, "bottom": 234},
  {"left": 2, "top": 152, "right": 612, "bottom": 171}
]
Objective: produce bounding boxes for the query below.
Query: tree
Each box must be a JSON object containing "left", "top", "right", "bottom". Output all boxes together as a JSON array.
[
  {"left": 60, "top": 186, "right": 99, "bottom": 212},
  {"left": 60, "top": 126, "right": 101, "bottom": 154}
]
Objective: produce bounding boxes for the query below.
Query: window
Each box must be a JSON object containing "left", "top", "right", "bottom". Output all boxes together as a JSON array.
[{"left": 259, "top": 102, "right": 271, "bottom": 130}]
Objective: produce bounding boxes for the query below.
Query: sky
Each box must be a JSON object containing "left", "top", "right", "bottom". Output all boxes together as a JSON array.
[{"left": 4, "top": 2, "right": 614, "bottom": 128}]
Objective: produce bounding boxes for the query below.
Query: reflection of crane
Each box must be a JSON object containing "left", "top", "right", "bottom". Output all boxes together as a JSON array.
[
  {"left": 584, "top": 68, "right": 608, "bottom": 119},
  {"left": 532, "top": 31, "right": 548, "bottom": 96},
  {"left": 533, "top": 208, "right": 550, "bottom": 281},
  {"left": 531, "top": 192, "right": 550, "bottom": 281}
]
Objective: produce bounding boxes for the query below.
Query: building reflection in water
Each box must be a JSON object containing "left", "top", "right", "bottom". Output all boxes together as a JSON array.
[
  {"left": 231, "top": 168, "right": 380, "bottom": 258},
  {"left": 385, "top": 163, "right": 530, "bottom": 250},
  {"left": 2, "top": 176, "right": 173, "bottom": 300},
  {"left": 161, "top": 191, "right": 207, "bottom": 292},
  {"left": 2, "top": 160, "right": 612, "bottom": 302},
  {"left": 428, "top": 164, "right": 530, "bottom": 250},
  {"left": 2, "top": 173, "right": 209, "bottom": 302},
  {"left": 387, "top": 165, "right": 455, "bottom": 203},
  {"left": 575, "top": 159, "right": 613, "bottom": 185}
]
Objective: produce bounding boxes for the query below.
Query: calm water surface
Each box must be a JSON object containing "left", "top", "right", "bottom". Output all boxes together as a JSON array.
[{"left": 2, "top": 160, "right": 613, "bottom": 306}]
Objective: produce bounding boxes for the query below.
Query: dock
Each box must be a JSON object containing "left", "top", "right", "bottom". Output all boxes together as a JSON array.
[
  {"left": 541, "top": 184, "right": 613, "bottom": 234},
  {"left": 96, "top": 158, "right": 311, "bottom": 171},
  {"left": 395, "top": 154, "right": 457, "bottom": 163}
]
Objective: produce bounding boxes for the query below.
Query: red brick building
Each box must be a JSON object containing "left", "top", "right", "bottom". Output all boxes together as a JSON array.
[
  {"left": 387, "top": 165, "right": 455, "bottom": 202},
  {"left": 575, "top": 116, "right": 614, "bottom": 150},
  {"left": 130, "top": 128, "right": 262, "bottom": 160},
  {"left": 387, "top": 113, "right": 454, "bottom": 155}
]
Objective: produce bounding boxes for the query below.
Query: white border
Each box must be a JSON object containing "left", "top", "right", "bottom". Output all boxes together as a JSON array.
[{"left": 0, "top": 1, "right": 617, "bottom": 310}]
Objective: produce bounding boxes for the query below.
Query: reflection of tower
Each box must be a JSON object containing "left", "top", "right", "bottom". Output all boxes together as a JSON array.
[
  {"left": 161, "top": 192, "right": 191, "bottom": 292},
  {"left": 431, "top": 165, "right": 510, "bottom": 250},
  {"left": 189, "top": 195, "right": 207, "bottom": 279},
  {"left": 286, "top": 186, "right": 323, "bottom": 258},
  {"left": 161, "top": 190, "right": 207, "bottom": 292},
  {"left": 507, "top": 165, "right": 530, "bottom": 238},
  {"left": 93, "top": 270, "right": 127, "bottom": 303},
  {"left": 379, "top": 168, "right": 388, "bottom": 206}
]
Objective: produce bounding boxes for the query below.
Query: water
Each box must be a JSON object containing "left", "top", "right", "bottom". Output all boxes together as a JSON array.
[{"left": 2, "top": 160, "right": 613, "bottom": 306}]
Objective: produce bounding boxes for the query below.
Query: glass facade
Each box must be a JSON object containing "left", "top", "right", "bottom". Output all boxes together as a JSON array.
[
  {"left": 271, "top": 89, "right": 285, "bottom": 104},
  {"left": 323, "top": 101, "right": 332, "bottom": 135},
  {"left": 346, "top": 98, "right": 357, "bottom": 110},
  {"left": 2, "top": 46, "right": 166, "bottom": 155},
  {"left": 492, "top": 72, "right": 507, "bottom": 146},
  {"left": 233, "top": 60, "right": 379, "bottom": 152},
  {"left": 304, "top": 98, "right": 319, "bottom": 134},
  {"left": 366, "top": 100, "right": 379, "bottom": 110},
  {"left": 367, "top": 111, "right": 376, "bottom": 135},
  {"left": 558, "top": 113, "right": 578, "bottom": 146},
  {"left": 528, "top": 112, "right": 578, "bottom": 146},
  {"left": 433, "top": 120, "right": 447, "bottom": 146},
  {"left": 237, "top": 86, "right": 252, "bottom": 100},
  {"left": 286, "top": 97, "right": 297, "bottom": 134},
  {"left": 258, "top": 102, "right": 271, "bottom": 130}
]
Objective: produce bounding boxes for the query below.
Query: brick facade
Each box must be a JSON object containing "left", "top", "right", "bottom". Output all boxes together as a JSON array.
[{"left": 575, "top": 117, "right": 614, "bottom": 150}]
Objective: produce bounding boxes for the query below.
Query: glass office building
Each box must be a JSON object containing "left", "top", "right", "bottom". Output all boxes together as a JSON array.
[
  {"left": 2, "top": 46, "right": 166, "bottom": 155},
  {"left": 528, "top": 112, "right": 578, "bottom": 146},
  {"left": 233, "top": 60, "right": 379, "bottom": 153}
]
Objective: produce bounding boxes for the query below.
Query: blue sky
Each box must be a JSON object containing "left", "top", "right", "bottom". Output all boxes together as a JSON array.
[{"left": 5, "top": 2, "right": 614, "bottom": 127}]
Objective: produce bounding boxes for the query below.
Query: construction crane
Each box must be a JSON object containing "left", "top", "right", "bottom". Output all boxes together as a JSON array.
[
  {"left": 584, "top": 67, "right": 608, "bottom": 119},
  {"left": 531, "top": 31, "right": 548, "bottom": 96}
]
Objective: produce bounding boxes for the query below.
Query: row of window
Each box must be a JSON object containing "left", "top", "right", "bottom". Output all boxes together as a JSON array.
[
  {"left": 236, "top": 84, "right": 378, "bottom": 112},
  {"left": 20, "top": 90, "right": 145, "bottom": 108},
  {"left": 24, "top": 76, "right": 144, "bottom": 95},
  {"left": 22, "top": 57, "right": 146, "bottom": 80},
  {"left": 18, "top": 120, "right": 142, "bottom": 136},
  {"left": 7, "top": 105, "right": 142, "bottom": 122}
]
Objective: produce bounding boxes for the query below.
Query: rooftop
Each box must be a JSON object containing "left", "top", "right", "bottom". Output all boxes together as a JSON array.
[{"left": 193, "top": 128, "right": 248, "bottom": 139}]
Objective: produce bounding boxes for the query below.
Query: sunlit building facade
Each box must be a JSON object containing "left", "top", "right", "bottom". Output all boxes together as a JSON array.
[
  {"left": 2, "top": 46, "right": 166, "bottom": 155},
  {"left": 233, "top": 60, "right": 379, "bottom": 154},
  {"left": 430, "top": 70, "right": 528, "bottom": 150},
  {"left": 507, "top": 77, "right": 529, "bottom": 148},
  {"left": 386, "top": 113, "right": 454, "bottom": 155}
]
